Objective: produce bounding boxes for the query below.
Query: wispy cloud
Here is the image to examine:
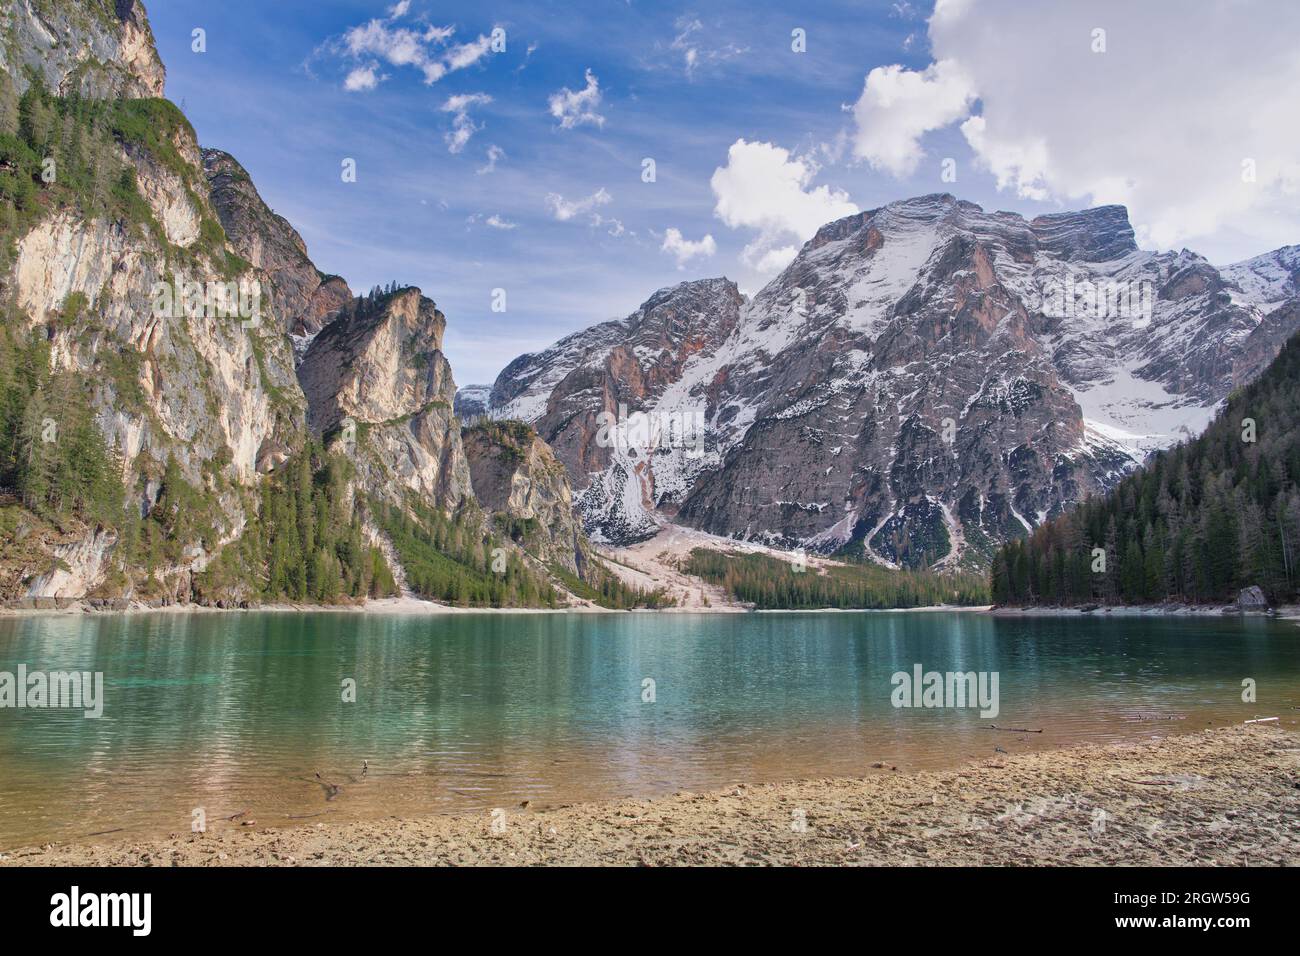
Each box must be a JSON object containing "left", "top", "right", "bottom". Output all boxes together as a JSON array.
[
  {"left": 477, "top": 144, "right": 504, "bottom": 175},
  {"left": 344, "top": 63, "right": 384, "bottom": 92},
  {"left": 319, "top": 16, "right": 500, "bottom": 91},
  {"left": 545, "top": 187, "right": 612, "bottom": 221},
  {"left": 441, "top": 93, "right": 492, "bottom": 153},
  {"left": 669, "top": 15, "right": 747, "bottom": 78}
]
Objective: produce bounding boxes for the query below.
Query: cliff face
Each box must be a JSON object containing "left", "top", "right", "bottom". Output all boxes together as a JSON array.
[
  {"left": 490, "top": 195, "right": 1300, "bottom": 568},
  {"left": 1, "top": 0, "right": 165, "bottom": 99},
  {"left": 0, "top": 49, "right": 304, "bottom": 599},
  {"left": 462, "top": 420, "right": 587, "bottom": 575},
  {"left": 202, "top": 148, "right": 352, "bottom": 345}
]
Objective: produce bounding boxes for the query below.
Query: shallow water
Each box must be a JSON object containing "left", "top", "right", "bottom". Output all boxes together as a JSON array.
[{"left": 0, "top": 610, "right": 1296, "bottom": 848}]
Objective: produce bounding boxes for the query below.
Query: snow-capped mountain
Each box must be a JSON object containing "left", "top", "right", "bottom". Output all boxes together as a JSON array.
[{"left": 487, "top": 194, "right": 1300, "bottom": 567}]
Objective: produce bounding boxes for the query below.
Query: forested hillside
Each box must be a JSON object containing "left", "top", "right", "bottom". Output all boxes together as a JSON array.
[{"left": 992, "top": 331, "right": 1300, "bottom": 606}]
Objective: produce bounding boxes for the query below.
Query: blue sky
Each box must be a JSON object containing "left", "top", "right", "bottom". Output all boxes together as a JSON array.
[{"left": 147, "top": 0, "right": 1300, "bottom": 385}]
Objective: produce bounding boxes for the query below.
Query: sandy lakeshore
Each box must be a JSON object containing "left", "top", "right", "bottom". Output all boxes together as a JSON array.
[{"left": 4, "top": 724, "right": 1296, "bottom": 867}]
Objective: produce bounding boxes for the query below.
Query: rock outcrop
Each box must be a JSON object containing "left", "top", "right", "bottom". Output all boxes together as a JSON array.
[{"left": 297, "top": 287, "right": 472, "bottom": 507}]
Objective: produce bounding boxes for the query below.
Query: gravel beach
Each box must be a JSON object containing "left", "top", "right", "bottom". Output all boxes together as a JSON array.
[{"left": 4, "top": 724, "right": 1296, "bottom": 867}]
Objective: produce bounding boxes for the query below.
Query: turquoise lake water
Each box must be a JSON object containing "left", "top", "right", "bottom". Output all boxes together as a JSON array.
[{"left": 0, "top": 610, "right": 1297, "bottom": 848}]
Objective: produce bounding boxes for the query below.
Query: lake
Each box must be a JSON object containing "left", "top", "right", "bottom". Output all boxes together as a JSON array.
[{"left": 1, "top": 610, "right": 1296, "bottom": 849}]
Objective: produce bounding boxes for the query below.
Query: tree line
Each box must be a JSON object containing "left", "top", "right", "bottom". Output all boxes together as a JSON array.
[{"left": 685, "top": 548, "right": 990, "bottom": 609}]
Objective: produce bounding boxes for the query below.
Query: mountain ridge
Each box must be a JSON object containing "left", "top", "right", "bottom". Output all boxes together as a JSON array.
[{"left": 485, "top": 193, "right": 1300, "bottom": 568}]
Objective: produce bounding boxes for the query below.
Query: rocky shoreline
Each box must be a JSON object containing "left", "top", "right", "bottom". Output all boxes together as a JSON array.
[{"left": 4, "top": 724, "right": 1295, "bottom": 866}]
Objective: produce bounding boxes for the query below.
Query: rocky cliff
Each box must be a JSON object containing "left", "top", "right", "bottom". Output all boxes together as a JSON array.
[
  {"left": 489, "top": 194, "right": 1300, "bottom": 568},
  {"left": 0, "top": 20, "right": 306, "bottom": 600},
  {"left": 1, "top": 0, "right": 165, "bottom": 100},
  {"left": 297, "top": 286, "right": 473, "bottom": 508},
  {"left": 202, "top": 148, "right": 352, "bottom": 346}
]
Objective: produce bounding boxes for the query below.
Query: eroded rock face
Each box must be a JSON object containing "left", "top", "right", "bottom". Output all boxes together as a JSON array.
[
  {"left": 1, "top": 0, "right": 165, "bottom": 99},
  {"left": 489, "top": 194, "right": 1300, "bottom": 566},
  {"left": 298, "top": 289, "right": 451, "bottom": 432},
  {"left": 0, "top": 0, "right": 593, "bottom": 605},
  {"left": 202, "top": 148, "right": 352, "bottom": 343},
  {"left": 463, "top": 421, "right": 586, "bottom": 574}
]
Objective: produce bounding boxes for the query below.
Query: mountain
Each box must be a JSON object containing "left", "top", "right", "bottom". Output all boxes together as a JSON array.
[
  {"left": 0, "top": 0, "right": 615, "bottom": 608},
  {"left": 487, "top": 194, "right": 1300, "bottom": 568},
  {"left": 992, "top": 326, "right": 1300, "bottom": 607}
]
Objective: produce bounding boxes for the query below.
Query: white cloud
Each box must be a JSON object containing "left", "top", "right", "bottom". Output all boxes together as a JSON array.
[
  {"left": 711, "top": 139, "right": 858, "bottom": 275},
  {"left": 486, "top": 214, "right": 517, "bottom": 230},
  {"left": 477, "top": 144, "right": 504, "bottom": 175},
  {"left": 328, "top": 19, "right": 496, "bottom": 90},
  {"left": 388, "top": 1, "right": 411, "bottom": 18},
  {"left": 441, "top": 33, "right": 494, "bottom": 74},
  {"left": 853, "top": 0, "right": 1300, "bottom": 255},
  {"left": 440, "top": 93, "right": 491, "bottom": 153},
  {"left": 545, "top": 188, "right": 612, "bottom": 221},
  {"left": 343, "top": 63, "right": 383, "bottom": 92},
  {"left": 548, "top": 69, "right": 605, "bottom": 129},
  {"left": 661, "top": 228, "right": 717, "bottom": 268},
  {"left": 849, "top": 59, "right": 974, "bottom": 176}
]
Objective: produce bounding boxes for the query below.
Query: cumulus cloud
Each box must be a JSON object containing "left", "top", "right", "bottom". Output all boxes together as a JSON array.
[
  {"left": 343, "top": 63, "right": 383, "bottom": 92},
  {"left": 486, "top": 214, "right": 517, "bottom": 230},
  {"left": 850, "top": 59, "right": 974, "bottom": 176},
  {"left": 661, "top": 228, "right": 717, "bottom": 268},
  {"left": 548, "top": 69, "right": 605, "bottom": 129},
  {"left": 851, "top": 0, "right": 1300, "bottom": 254},
  {"left": 711, "top": 139, "right": 858, "bottom": 275},
  {"left": 440, "top": 93, "right": 491, "bottom": 153},
  {"left": 388, "top": 0, "right": 410, "bottom": 18},
  {"left": 323, "top": 18, "right": 497, "bottom": 90},
  {"left": 545, "top": 187, "right": 612, "bottom": 221}
]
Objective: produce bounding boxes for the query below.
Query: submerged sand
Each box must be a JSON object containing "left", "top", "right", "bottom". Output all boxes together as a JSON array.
[{"left": 4, "top": 724, "right": 1295, "bottom": 866}]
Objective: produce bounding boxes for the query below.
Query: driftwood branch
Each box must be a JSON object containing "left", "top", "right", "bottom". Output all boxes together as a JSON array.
[{"left": 983, "top": 724, "right": 1044, "bottom": 733}]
